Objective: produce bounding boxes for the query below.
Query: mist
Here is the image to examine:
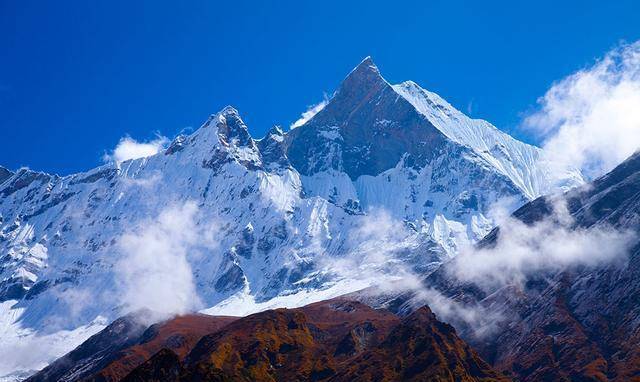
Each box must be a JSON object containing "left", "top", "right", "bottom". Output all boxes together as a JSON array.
[{"left": 114, "top": 201, "right": 218, "bottom": 322}]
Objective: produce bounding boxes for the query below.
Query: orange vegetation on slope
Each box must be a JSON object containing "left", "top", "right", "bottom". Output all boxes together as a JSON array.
[{"left": 123, "top": 298, "right": 507, "bottom": 382}]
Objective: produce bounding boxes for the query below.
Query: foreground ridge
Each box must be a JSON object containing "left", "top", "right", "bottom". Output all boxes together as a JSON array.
[{"left": 28, "top": 298, "right": 508, "bottom": 382}]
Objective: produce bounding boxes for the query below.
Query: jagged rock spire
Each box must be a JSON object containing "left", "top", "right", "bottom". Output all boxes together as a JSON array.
[
  {"left": 214, "top": 106, "right": 254, "bottom": 148},
  {"left": 332, "top": 56, "right": 389, "bottom": 113},
  {"left": 258, "top": 125, "right": 290, "bottom": 170},
  {"left": 294, "top": 56, "right": 390, "bottom": 130},
  {"left": 345, "top": 56, "right": 383, "bottom": 81},
  {"left": 265, "top": 125, "right": 284, "bottom": 139}
]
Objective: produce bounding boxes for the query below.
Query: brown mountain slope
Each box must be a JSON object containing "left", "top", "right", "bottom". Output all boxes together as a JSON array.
[
  {"left": 26, "top": 313, "right": 237, "bottom": 382},
  {"left": 331, "top": 307, "right": 502, "bottom": 382},
  {"left": 474, "top": 153, "right": 640, "bottom": 382},
  {"left": 88, "top": 314, "right": 238, "bottom": 381},
  {"left": 122, "top": 298, "right": 507, "bottom": 382}
]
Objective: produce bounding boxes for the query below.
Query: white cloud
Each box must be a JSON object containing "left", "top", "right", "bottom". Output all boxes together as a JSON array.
[
  {"left": 525, "top": 41, "right": 640, "bottom": 180},
  {"left": 114, "top": 201, "right": 218, "bottom": 322},
  {"left": 290, "top": 94, "right": 329, "bottom": 129},
  {"left": 449, "top": 197, "right": 635, "bottom": 290},
  {"left": 103, "top": 135, "right": 169, "bottom": 164},
  {"left": 321, "top": 201, "right": 634, "bottom": 338},
  {"left": 387, "top": 196, "right": 636, "bottom": 338},
  {"left": 412, "top": 287, "right": 502, "bottom": 338}
]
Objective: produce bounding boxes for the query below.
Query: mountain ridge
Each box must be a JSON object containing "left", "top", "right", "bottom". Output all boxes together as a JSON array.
[
  {"left": 27, "top": 298, "right": 508, "bottom": 382},
  {"left": 384, "top": 149, "right": 640, "bottom": 381},
  {"left": 0, "top": 57, "right": 582, "bottom": 381}
]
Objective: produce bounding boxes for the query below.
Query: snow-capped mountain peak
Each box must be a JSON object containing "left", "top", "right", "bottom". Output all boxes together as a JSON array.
[
  {"left": 343, "top": 55, "right": 386, "bottom": 87},
  {"left": 184, "top": 106, "right": 263, "bottom": 171},
  {"left": 288, "top": 57, "right": 582, "bottom": 202},
  {"left": 342, "top": 55, "right": 386, "bottom": 81},
  {"left": 0, "top": 57, "right": 584, "bottom": 380}
]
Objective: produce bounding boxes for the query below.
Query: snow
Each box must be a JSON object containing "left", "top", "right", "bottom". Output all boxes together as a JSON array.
[
  {"left": 392, "top": 80, "right": 583, "bottom": 199},
  {"left": 0, "top": 62, "right": 586, "bottom": 380},
  {"left": 318, "top": 129, "right": 342, "bottom": 141},
  {"left": 301, "top": 170, "right": 358, "bottom": 206},
  {"left": 0, "top": 300, "right": 106, "bottom": 381},
  {"left": 201, "top": 278, "right": 372, "bottom": 317}
]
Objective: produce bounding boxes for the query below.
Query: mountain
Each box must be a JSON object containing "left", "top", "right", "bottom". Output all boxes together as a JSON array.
[
  {"left": 485, "top": 151, "right": 640, "bottom": 381},
  {"left": 0, "top": 57, "right": 580, "bottom": 380},
  {"left": 28, "top": 146, "right": 640, "bottom": 382},
  {"left": 286, "top": 57, "right": 581, "bottom": 254},
  {"left": 288, "top": 58, "right": 575, "bottom": 200},
  {"left": 405, "top": 151, "right": 640, "bottom": 381},
  {"left": 28, "top": 298, "right": 508, "bottom": 382}
]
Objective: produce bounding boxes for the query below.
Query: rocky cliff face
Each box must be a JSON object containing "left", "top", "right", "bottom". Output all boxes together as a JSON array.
[{"left": 0, "top": 57, "right": 579, "bottom": 380}]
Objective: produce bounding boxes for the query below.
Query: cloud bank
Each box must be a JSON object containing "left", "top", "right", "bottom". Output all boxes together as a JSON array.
[
  {"left": 103, "top": 135, "right": 169, "bottom": 164},
  {"left": 320, "top": 209, "right": 504, "bottom": 336},
  {"left": 526, "top": 41, "right": 640, "bottom": 180},
  {"left": 0, "top": 316, "right": 105, "bottom": 379}
]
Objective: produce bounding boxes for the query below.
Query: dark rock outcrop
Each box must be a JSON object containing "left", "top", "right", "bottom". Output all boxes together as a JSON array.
[{"left": 285, "top": 57, "right": 449, "bottom": 179}]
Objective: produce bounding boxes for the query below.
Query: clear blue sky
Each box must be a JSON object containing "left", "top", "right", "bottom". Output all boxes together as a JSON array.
[{"left": 1, "top": 0, "right": 639, "bottom": 175}]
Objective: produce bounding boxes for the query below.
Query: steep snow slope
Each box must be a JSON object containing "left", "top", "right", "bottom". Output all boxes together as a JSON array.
[
  {"left": 0, "top": 57, "right": 580, "bottom": 380},
  {"left": 393, "top": 81, "right": 582, "bottom": 199}
]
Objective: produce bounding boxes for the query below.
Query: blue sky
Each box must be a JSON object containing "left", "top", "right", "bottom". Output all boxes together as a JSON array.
[{"left": 1, "top": 0, "right": 639, "bottom": 175}]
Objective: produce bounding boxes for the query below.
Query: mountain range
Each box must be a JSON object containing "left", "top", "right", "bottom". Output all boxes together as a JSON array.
[
  {"left": 0, "top": 57, "right": 593, "bottom": 381},
  {"left": 27, "top": 135, "right": 640, "bottom": 382}
]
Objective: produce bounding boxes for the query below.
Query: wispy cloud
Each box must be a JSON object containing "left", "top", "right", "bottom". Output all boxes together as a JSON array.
[
  {"left": 525, "top": 40, "right": 640, "bottom": 180},
  {"left": 449, "top": 197, "right": 635, "bottom": 290},
  {"left": 318, "top": 199, "right": 634, "bottom": 338},
  {"left": 290, "top": 94, "right": 330, "bottom": 129},
  {"left": 103, "top": 135, "right": 169, "bottom": 164},
  {"left": 315, "top": 209, "right": 504, "bottom": 336},
  {"left": 466, "top": 98, "right": 476, "bottom": 115}
]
